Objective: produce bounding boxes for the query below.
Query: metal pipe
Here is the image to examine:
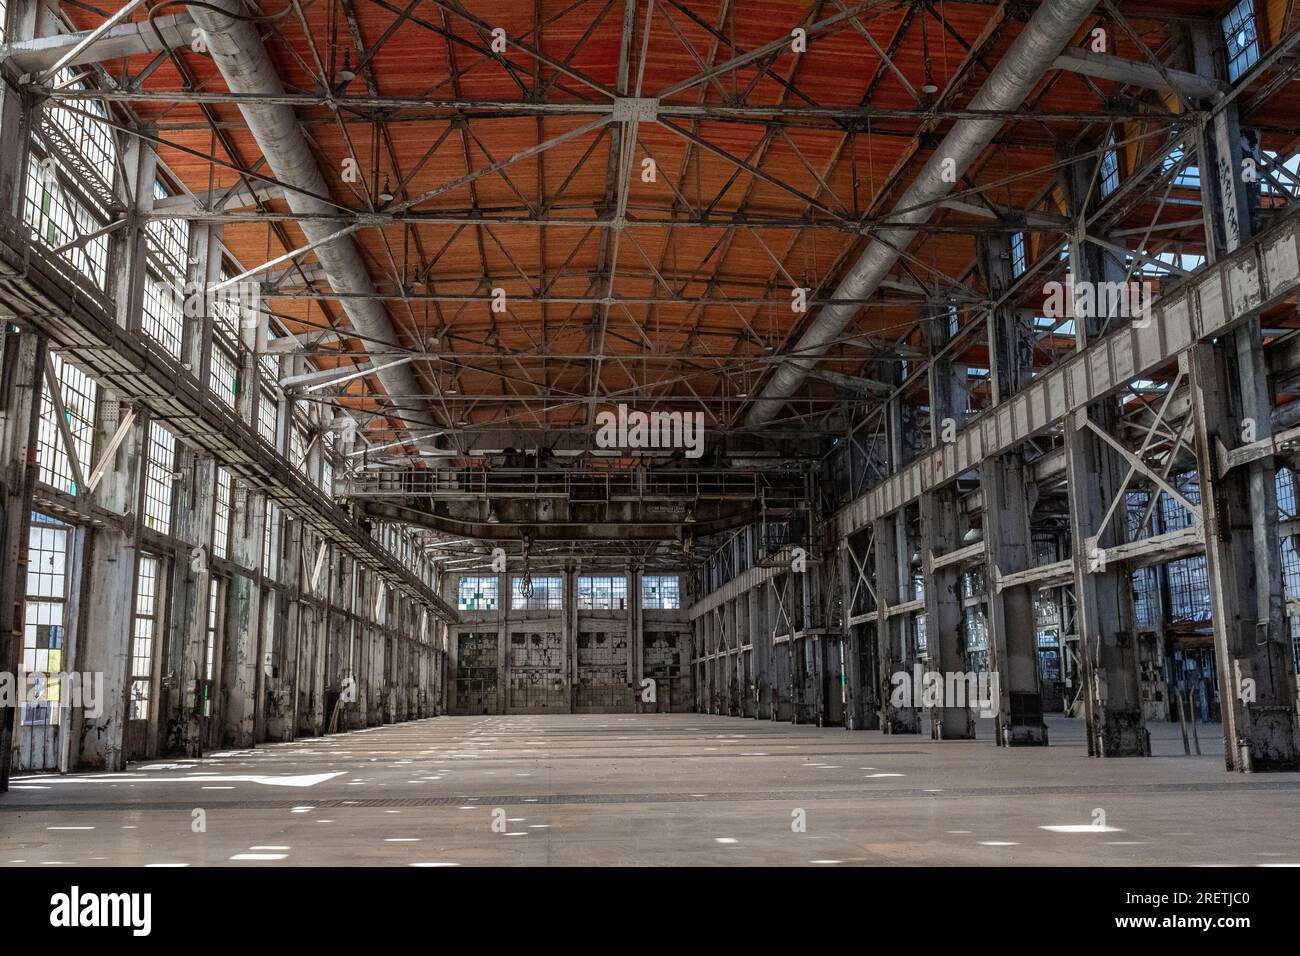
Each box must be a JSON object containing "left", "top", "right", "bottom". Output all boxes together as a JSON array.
[
  {"left": 184, "top": 0, "right": 441, "bottom": 448},
  {"left": 2, "top": 13, "right": 194, "bottom": 73},
  {"left": 745, "top": 0, "right": 1101, "bottom": 427}
]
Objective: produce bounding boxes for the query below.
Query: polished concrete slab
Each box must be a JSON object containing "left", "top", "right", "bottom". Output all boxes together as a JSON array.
[{"left": 2, "top": 714, "right": 1298, "bottom": 866}]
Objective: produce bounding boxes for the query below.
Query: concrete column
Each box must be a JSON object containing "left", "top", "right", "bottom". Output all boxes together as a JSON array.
[
  {"left": 0, "top": 0, "right": 40, "bottom": 221},
  {"left": 266, "top": 514, "right": 302, "bottom": 741},
  {"left": 222, "top": 486, "right": 262, "bottom": 746},
  {"left": 70, "top": 393, "right": 147, "bottom": 771},
  {"left": 0, "top": 332, "right": 46, "bottom": 788},
  {"left": 165, "top": 455, "right": 216, "bottom": 755}
]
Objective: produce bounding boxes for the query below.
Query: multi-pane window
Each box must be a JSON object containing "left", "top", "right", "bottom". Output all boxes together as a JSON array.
[
  {"left": 261, "top": 501, "right": 278, "bottom": 579},
  {"left": 1223, "top": 0, "right": 1259, "bottom": 81},
  {"left": 36, "top": 353, "right": 97, "bottom": 495},
  {"left": 257, "top": 386, "right": 278, "bottom": 445},
  {"left": 641, "top": 575, "right": 681, "bottom": 609},
  {"left": 212, "top": 467, "right": 232, "bottom": 560},
  {"left": 210, "top": 343, "right": 237, "bottom": 408},
  {"left": 1009, "top": 232, "right": 1027, "bottom": 278},
  {"left": 143, "top": 187, "right": 187, "bottom": 346},
  {"left": 512, "top": 576, "right": 563, "bottom": 610},
  {"left": 213, "top": 271, "right": 242, "bottom": 338},
  {"left": 24, "top": 70, "right": 115, "bottom": 289},
  {"left": 143, "top": 421, "right": 176, "bottom": 535},
  {"left": 22, "top": 517, "right": 68, "bottom": 725},
  {"left": 321, "top": 429, "right": 335, "bottom": 494},
  {"left": 210, "top": 268, "right": 241, "bottom": 406},
  {"left": 577, "top": 575, "right": 627, "bottom": 610},
  {"left": 1160, "top": 473, "right": 1212, "bottom": 622},
  {"left": 141, "top": 181, "right": 189, "bottom": 359},
  {"left": 24, "top": 153, "right": 110, "bottom": 288},
  {"left": 1099, "top": 138, "right": 1120, "bottom": 198},
  {"left": 458, "top": 575, "right": 499, "bottom": 611},
  {"left": 130, "top": 554, "right": 160, "bottom": 720},
  {"left": 1261, "top": 149, "right": 1300, "bottom": 199},
  {"left": 1163, "top": 145, "right": 1201, "bottom": 189},
  {"left": 41, "top": 71, "right": 116, "bottom": 188},
  {"left": 1142, "top": 250, "right": 1207, "bottom": 276},
  {"left": 291, "top": 422, "right": 309, "bottom": 476},
  {"left": 204, "top": 578, "right": 220, "bottom": 717}
]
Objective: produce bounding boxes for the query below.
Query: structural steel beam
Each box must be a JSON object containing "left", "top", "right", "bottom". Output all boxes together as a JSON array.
[
  {"left": 1052, "top": 48, "right": 1225, "bottom": 99},
  {"left": 1, "top": 13, "right": 194, "bottom": 72},
  {"left": 833, "top": 206, "right": 1300, "bottom": 539},
  {"left": 184, "top": 0, "right": 443, "bottom": 451},
  {"left": 743, "top": 0, "right": 1102, "bottom": 427}
]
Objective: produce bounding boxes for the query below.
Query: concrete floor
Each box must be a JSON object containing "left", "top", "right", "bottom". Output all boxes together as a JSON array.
[{"left": 2, "top": 714, "right": 1298, "bottom": 866}]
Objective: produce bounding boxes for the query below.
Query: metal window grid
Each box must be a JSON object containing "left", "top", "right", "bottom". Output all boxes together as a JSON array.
[
  {"left": 131, "top": 554, "right": 159, "bottom": 719},
  {"left": 577, "top": 575, "right": 627, "bottom": 610},
  {"left": 143, "top": 421, "right": 176, "bottom": 535},
  {"left": 512, "top": 576, "right": 563, "bottom": 610}
]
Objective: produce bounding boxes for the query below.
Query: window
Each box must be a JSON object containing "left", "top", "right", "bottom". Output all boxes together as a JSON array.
[
  {"left": 1099, "top": 138, "right": 1120, "bottom": 198},
  {"left": 578, "top": 575, "right": 627, "bottom": 610},
  {"left": 1141, "top": 250, "right": 1207, "bottom": 276},
  {"left": 1009, "top": 232, "right": 1027, "bottom": 278},
  {"left": 204, "top": 578, "right": 220, "bottom": 717},
  {"left": 143, "top": 421, "right": 176, "bottom": 535},
  {"left": 213, "top": 270, "right": 242, "bottom": 339},
  {"left": 210, "top": 268, "right": 241, "bottom": 406},
  {"left": 24, "top": 153, "right": 110, "bottom": 289},
  {"left": 22, "top": 517, "right": 68, "bottom": 726},
  {"left": 261, "top": 501, "right": 278, "bottom": 579},
  {"left": 130, "top": 554, "right": 160, "bottom": 720},
  {"left": 321, "top": 429, "right": 335, "bottom": 494},
  {"left": 24, "top": 70, "right": 115, "bottom": 289},
  {"left": 512, "top": 576, "right": 563, "bottom": 610},
  {"left": 642, "top": 575, "right": 681, "bottom": 609},
  {"left": 142, "top": 182, "right": 189, "bottom": 359},
  {"left": 1223, "top": 0, "right": 1259, "bottom": 82},
  {"left": 140, "top": 273, "right": 183, "bottom": 358},
  {"left": 210, "top": 343, "right": 237, "bottom": 408},
  {"left": 257, "top": 386, "right": 278, "bottom": 445},
  {"left": 1261, "top": 149, "right": 1300, "bottom": 198},
  {"left": 212, "top": 467, "right": 232, "bottom": 560},
  {"left": 291, "top": 422, "right": 309, "bottom": 476},
  {"left": 458, "top": 575, "right": 498, "bottom": 611},
  {"left": 41, "top": 72, "right": 116, "bottom": 188},
  {"left": 36, "top": 353, "right": 97, "bottom": 495},
  {"left": 1163, "top": 145, "right": 1201, "bottom": 189},
  {"left": 946, "top": 305, "right": 959, "bottom": 337}
]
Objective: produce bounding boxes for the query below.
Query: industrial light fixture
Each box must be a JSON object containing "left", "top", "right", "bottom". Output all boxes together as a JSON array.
[
  {"left": 336, "top": 50, "right": 356, "bottom": 86},
  {"left": 962, "top": 527, "right": 983, "bottom": 544},
  {"left": 378, "top": 176, "right": 394, "bottom": 204},
  {"left": 920, "top": 18, "right": 939, "bottom": 95},
  {"left": 486, "top": 506, "right": 499, "bottom": 524}
]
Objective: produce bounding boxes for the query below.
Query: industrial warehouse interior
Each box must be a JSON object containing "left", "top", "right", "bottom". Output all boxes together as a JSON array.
[{"left": 0, "top": 0, "right": 1299, "bottom": 917}]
